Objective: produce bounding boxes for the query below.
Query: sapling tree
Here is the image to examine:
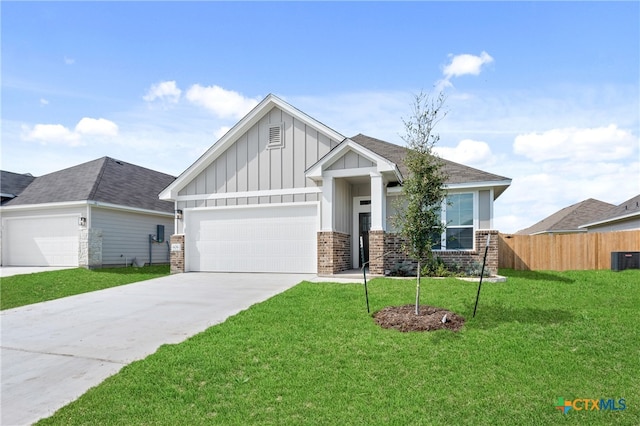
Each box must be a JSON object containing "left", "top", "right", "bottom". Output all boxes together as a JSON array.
[{"left": 394, "top": 91, "right": 448, "bottom": 315}]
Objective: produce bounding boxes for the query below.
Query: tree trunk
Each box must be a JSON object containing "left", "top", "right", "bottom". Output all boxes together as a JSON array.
[{"left": 415, "top": 260, "right": 421, "bottom": 315}]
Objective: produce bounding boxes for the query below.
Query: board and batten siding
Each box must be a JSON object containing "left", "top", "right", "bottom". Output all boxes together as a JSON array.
[
  {"left": 90, "top": 207, "right": 174, "bottom": 266},
  {"left": 326, "top": 150, "right": 374, "bottom": 171},
  {"left": 177, "top": 106, "right": 340, "bottom": 210},
  {"left": 333, "top": 179, "right": 353, "bottom": 235}
]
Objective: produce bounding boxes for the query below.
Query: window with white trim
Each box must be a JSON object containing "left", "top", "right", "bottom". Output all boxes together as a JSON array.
[{"left": 432, "top": 193, "right": 475, "bottom": 250}]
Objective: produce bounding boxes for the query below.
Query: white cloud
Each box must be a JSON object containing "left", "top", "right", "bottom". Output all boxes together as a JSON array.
[
  {"left": 23, "top": 124, "right": 82, "bottom": 146},
  {"left": 513, "top": 124, "right": 637, "bottom": 162},
  {"left": 75, "top": 117, "right": 119, "bottom": 136},
  {"left": 9, "top": 85, "right": 638, "bottom": 236},
  {"left": 21, "top": 117, "right": 118, "bottom": 147},
  {"left": 444, "top": 51, "right": 494, "bottom": 78},
  {"left": 64, "top": 56, "right": 75, "bottom": 65},
  {"left": 143, "top": 80, "right": 182, "bottom": 104},
  {"left": 434, "top": 139, "right": 495, "bottom": 168},
  {"left": 494, "top": 156, "right": 640, "bottom": 233},
  {"left": 40, "top": 98, "right": 49, "bottom": 106},
  {"left": 214, "top": 126, "right": 231, "bottom": 140},
  {"left": 185, "top": 85, "right": 259, "bottom": 119},
  {"left": 437, "top": 51, "right": 494, "bottom": 90}
]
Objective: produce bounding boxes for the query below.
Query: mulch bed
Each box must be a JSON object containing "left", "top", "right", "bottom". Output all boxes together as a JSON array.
[{"left": 373, "top": 305, "right": 465, "bottom": 332}]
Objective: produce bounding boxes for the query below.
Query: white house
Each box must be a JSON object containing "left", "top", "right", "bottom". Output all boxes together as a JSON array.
[{"left": 160, "top": 94, "right": 511, "bottom": 275}]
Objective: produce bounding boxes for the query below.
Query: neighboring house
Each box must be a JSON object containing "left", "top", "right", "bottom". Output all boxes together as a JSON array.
[
  {"left": 161, "top": 94, "right": 511, "bottom": 276},
  {"left": 580, "top": 194, "right": 640, "bottom": 233},
  {"left": 1, "top": 171, "right": 35, "bottom": 205},
  {"left": 1, "top": 157, "right": 176, "bottom": 268},
  {"left": 515, "top": 198, "right": 616, "bottom": 235}
]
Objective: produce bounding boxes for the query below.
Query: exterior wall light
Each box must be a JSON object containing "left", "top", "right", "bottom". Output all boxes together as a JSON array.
[
  {"left": 175, "top": 209, "right": 183, "bottom": 220},
  {"left": 79, "top": 217, "right": 87, "bottom": 227}
]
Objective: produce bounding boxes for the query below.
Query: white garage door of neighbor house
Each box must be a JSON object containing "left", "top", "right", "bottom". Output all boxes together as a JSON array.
[
  {"left": 186, "top": 204, "right": 317, "bottom": 273},
  {"left": 3, "top": 215, "right": 80, "bottom": 266}
]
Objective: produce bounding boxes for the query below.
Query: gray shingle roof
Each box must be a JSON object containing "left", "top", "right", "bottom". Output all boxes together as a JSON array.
[
  {"left": 582, "top": 194, "right": 640, "bottom": 227},
  {"left": 3, "top": 157, "right": 176, "bottom": 213},
  {"left": 516, "top": 198, "right": 616, "bottom": 235},
  {"left": 1, "top": 171, "right": 35, "bottom": 203},
  {"left": 350, "top": 133, "right": 511, "bottom": 185}
]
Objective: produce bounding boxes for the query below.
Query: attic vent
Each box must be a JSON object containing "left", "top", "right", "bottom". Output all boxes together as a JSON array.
[{"left": 268, "top": 123, "right": 284, "bottom": 149}]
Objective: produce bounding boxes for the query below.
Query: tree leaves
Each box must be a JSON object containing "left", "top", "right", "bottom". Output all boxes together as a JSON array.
[{"left": 394, "top": 91, "right": 448, "bottom": 265}]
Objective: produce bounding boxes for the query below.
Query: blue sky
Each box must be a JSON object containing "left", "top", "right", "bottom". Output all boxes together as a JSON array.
[{"left": 2, "top": 1, "right": 639, "bottom": 233}]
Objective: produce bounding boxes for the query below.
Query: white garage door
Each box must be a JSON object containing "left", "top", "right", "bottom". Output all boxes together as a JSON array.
[
  {"left": 186, "top": 204, "right": 317, "bottom": 273},
  {"left": 2, "top": 216, "right": 79, "bottom": 266}
]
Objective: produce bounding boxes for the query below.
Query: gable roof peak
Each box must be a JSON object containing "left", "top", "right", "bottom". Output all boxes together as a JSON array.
[{"left": 160, "top": 93, "right": 346, "bottom": 200}]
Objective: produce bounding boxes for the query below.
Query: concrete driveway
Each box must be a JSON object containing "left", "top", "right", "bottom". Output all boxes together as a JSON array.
[{"left": 1, "top": 272, "right": 317, "bottom": 426}]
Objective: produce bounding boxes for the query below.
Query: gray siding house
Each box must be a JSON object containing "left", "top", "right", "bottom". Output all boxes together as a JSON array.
[
  {"left": 161, "top": 94, "right": 511, "bottom": 275},
  {"left": 1, "top": 158, "right": 175, "bottom": 268},
  {"left": 580, "top": 194, "right": 640, "bottom": 232}
]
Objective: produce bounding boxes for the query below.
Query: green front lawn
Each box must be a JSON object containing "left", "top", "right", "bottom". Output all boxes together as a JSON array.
[
  {"left": 38, "top": 269, "right": 639, "bottom": 425},
  {"left": 1, "top": 265, "right": 170, "bottom": 310}
]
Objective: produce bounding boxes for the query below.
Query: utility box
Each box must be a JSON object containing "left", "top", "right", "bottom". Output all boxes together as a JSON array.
[
  {"left": 611, "top": 251, "right": 640, "bottom": 271},
  {"left": 156, "top": 224, "right": 165, "bottom": 243}
]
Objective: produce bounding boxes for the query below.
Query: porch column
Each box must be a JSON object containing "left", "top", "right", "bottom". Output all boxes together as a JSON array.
[
  {"left": 321, "top": 176, "right": 334, "bottom": 231},
  {"left": 369, "top": 172, "right": 386, "bottom": 275},
  {"left": 170, "top": 234, "right": 185, "bottom": 274},
  {"left": 370, "top": 172, "right": 385, "bottom": 231}
]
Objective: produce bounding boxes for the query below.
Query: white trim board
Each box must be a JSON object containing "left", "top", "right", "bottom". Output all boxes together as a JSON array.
[{"left": 175, "top": 187, "right": 321, "bottom": 202}]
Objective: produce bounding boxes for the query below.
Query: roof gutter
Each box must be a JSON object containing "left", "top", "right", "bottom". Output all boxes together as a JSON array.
[{"left": 0, "top": 200, "right": 172, "bottom": 217}]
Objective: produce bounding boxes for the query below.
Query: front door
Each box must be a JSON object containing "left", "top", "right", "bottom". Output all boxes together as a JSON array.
[
  {"left": 359, "top": 212, "right": 371, "bottom": 267},
  {"left": 353, "top": 196, "right": 372, "bottom": 269}
]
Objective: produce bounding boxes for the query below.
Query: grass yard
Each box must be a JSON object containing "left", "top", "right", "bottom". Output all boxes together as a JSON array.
[
  {"left": 38, "top": 269, "right": 639, "bottom": 425},
  {"left": 1, "top": 265, "right": 169, "bottom": 310}
]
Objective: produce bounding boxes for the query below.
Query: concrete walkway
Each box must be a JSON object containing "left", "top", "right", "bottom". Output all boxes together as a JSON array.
[{"left": 1, "top": 272, "right": 322, "bottom": 426}]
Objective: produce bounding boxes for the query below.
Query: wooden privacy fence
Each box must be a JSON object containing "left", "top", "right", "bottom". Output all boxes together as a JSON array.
[{"left": 498, "top": 230, "right": 640, "bottom": 271}]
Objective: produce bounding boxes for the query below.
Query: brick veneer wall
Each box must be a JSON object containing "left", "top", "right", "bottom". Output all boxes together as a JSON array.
[
  {"left": 383, "top": 233, "right": 412, "bottom": 273},
  {"left": 170, "top": 234, "right": 185, "bottom": 274},
  {"left": 369, "top": 230, "right": 386, "bottom": 275},
  {"left": 381, "top": 229, "right": 500, "bottom": 276},
  {"left": 438, "top": 230, "right": 499, "bottom": 276},
  {"left": 317, "top": 231, "right": 351, "bottom": 275}
]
